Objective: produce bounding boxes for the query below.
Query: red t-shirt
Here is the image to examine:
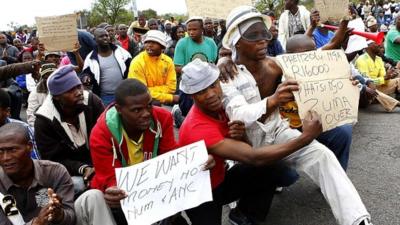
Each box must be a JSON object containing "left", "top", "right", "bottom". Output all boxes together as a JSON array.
[
  {"left": 179, "top": 105, "right": 228, "bottom": 189},
  {"left": 117, "top": 35, "right": 130, "bottom": 51}
]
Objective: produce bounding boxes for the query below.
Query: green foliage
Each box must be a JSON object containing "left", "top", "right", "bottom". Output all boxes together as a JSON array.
[
  {"left": 255, "top": 0, "right": 320, "bottom": 17},
  {"left": 159, "top": 13, "right": 188, "bottom": 23},
  {"left": 88, "top": 0, "right": 131, "bottom": 26},
  {"left": 141, "top": 8, "right": 158, "bottom": 19}
]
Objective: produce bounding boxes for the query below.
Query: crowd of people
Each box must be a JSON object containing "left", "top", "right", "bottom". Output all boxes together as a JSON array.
[{"left": 2, "top": 0, "right": 400, "bottom": 224}]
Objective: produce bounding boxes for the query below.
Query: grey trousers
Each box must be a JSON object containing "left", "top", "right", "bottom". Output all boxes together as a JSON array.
[{"left": 75, "top": 189, "right": 117, "bottom": 225}]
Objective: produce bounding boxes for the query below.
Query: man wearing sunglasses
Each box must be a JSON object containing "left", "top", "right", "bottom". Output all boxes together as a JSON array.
[{"left": 219, "top": 6, "right": 372, "bottom": 225}]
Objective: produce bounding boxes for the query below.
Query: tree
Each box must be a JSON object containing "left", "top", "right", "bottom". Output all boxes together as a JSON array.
[
  {"left": 255, "top": 0, "right": 316, "bottom": 17},
  {"left": 91, "top": 0, "right": 130, "bottom": 25},
  {"left": 141, "top": 9, "right": 158, "bottom": 19}
]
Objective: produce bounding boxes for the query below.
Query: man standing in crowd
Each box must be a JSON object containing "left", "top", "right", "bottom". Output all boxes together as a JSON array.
[
  {"left": 0, "top": 123, "right": 75, "bottom": 225},
  {"left": 278, "top": 0, "right": 311, "bottom": 50},
  {"left": 82, "top": 28, "right": 132, "bottom": 105},
  {"left": 174, "top": 17, "right": 218, "bottom": 75},
  {"left": 267, "top": 23, "right": 285, "bottom": 56},
  {"left": 148, "top": 18, "right": 159, "bottom": 30},
  {"left": 385, "top": 16, "right": 400, "bottom": 62},
  {"left": 173, "top": 17, "right": 218, "bottom": 125},
  {"left": 204, "top": 18, "right": 218, "bottom": 42},
  {"left": 220, "top": 6, "right": 372, "bottom": 225},
  {"left": 117, "top": 24, "right": 139, "bottom": 58},
  {"left": 35, "top": 65, "right": 104, "bottom": 194},
  {"left": 128, "top": 30, "right": 179, "bottom": 105},
  {"left": 0, "top": 89, "right": 39, "bottom": 159},
  {"left": 0, "top": 34, "right": 19, "bottom": 64}
]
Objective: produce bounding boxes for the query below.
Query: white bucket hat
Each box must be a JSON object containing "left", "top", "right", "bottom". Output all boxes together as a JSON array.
[
  {"left": 222, "top": 5, "right": 272, "bottom": 50},
  {"left": 144, "top": 30, "right": 167, "bottom": 48},
  {"left": 179, "top": 58, "right": 219, "bottom": 94}
]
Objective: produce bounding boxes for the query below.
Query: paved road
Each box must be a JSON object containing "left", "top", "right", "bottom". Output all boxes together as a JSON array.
[{"left": 249, "top": 104, "right": 400, "bottom": 225}]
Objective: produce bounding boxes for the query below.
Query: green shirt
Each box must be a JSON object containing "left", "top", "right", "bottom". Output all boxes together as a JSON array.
[
  {"left": 173, "top": 36, "right": 218, "bottom": 66},
  {"left": 384, "top": 28, "right": 400, "bottom": 61}
]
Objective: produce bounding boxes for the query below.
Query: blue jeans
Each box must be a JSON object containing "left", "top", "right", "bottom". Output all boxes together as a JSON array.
[
  {"left": 317, "top": 124, "right": 352, "bottom": 171},
  {"left": 100, "top": 94, "right": 115, "bottom": 107}
]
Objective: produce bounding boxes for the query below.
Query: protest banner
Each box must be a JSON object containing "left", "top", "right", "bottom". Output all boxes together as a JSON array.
[
  {"left": 314, "top": 0, "right": 349, "bottom": 22},
  {"left": 185, "top": 0, "right": 252, "bottom": 19},
  {"left": 115, "top": 141, "right": 212, "bottom": 225},
  {"left": 35, "top": 14, "right": 77, "bottom": 52},
  {"left": 276, "top": 50, "right": 360, "bottom": 132}
]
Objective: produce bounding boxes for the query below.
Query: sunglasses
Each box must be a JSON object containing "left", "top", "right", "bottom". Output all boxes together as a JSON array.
[{"left": 239, "top": 26, "right": 272, "bottom": 42}]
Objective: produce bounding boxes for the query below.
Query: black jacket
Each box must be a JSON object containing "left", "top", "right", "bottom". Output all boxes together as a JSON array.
[{"left": 34, "top": 91, "right": 104, "bottom": 176}]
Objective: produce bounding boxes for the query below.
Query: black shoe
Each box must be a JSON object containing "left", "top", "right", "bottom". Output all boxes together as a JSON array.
[
  {"left": 395, "top": 93, "right": 400, "bottom": 101},
  {"left": 359, "top": 218, "right": 373, "bottom": 225},
  {"left": 228, "top": 208, "right": 255, "bottom": 225}
]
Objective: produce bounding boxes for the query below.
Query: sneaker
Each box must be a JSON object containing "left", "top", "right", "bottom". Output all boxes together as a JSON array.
[
  {"left": 228, "top": 208, "right": 255, "bottom": 225},
  {"left": 171, "top": 104, "right": 184, "bottom": 128},
  {"left": 359, "top": 218, "right": 373, "bottom": 225}
]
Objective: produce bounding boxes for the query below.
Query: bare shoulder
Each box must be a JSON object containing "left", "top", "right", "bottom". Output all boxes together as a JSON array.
[{"left": 264, "top": 57, "right": 283, "bottom": 76}]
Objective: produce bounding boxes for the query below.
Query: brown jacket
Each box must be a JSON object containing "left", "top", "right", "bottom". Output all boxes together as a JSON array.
[{"left": 0, "top": 61, "right": 37, "bottom": 81}]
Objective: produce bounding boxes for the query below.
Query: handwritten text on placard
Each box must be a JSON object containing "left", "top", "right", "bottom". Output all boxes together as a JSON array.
[
  {"left": 277, "top": 50, "right": 359, "bottom": 131},
  {"left": 115, "top": 141, "right": 212, "bottom": 225},
  {"left": 36, "top": 14, "right": 77, "bottom": 51}
]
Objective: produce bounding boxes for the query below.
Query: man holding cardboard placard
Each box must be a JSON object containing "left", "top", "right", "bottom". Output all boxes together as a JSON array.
[
  {"left": 35, "top": 14, "right": 78, "bottom": 52},
  {"left": 220, "top": 6, "right": 372, "bottom": 225},
  {"left": 179, "top": 59, "right": 321, "bottom": 225}
]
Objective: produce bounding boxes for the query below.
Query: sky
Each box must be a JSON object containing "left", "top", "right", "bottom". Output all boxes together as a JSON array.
[{"left": 0, "top": 0, "right": 188, "bottom": 30}]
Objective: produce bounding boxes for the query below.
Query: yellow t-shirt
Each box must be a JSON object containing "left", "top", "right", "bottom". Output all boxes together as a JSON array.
[
  {"left": 355, "top": 53, "right": 386, "bottom": 85},
  {"left": 122, "top": 129, "right": 144, "bottom": 166}
]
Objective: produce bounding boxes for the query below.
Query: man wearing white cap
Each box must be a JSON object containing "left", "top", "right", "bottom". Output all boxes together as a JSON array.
[
  {"left": 367, "top": 18, "right": 379, "bottom": 33},
  {"left": 128, "top": 30, "right": 179, "bottom": 105},
  {"left": 220, "top": 6, "right": 372, "bottom": 225},
  {"left": 179, "top": 58, "right": 323, "bottom": 225}
]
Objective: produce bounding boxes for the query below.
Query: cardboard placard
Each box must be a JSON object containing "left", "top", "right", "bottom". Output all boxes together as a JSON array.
[
  {"left": 276, "top": 50, "right": 360, "bottom": 132},
  {"left": 36, "top": 14, "right": 77, "bottom": 51},
  {"left": 185, "top": 0, "right": 252, "bottom": 19},
  {"left": 315, "top": 0, "right": 349, "bottom": 22},
  {"left": 116, "top": 141, "right": 212, "bottom": 225}
]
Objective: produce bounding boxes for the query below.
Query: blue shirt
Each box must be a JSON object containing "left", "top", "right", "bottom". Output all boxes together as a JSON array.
[
  {"left": 313, "top": 29, "right": 335, "bottom": 49},
  {"left": 267, "top": 39, "right": 285, "bottom": 57}
]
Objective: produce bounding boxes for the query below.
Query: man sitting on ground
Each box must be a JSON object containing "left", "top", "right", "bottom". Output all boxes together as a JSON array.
[
  {"left": 179, "top": 59, "right": 323, "bottom": 225},
  {"left": 0, "top": 123, "right": 75, "bottom": 225},
  {"left": 89, "top": 79, "right": 179, "bottom": 224},
  {"left": 128, "top": 30, "right": 179, "bottom": 105},
  {"left": 356, "top": 40, "right": 400, "bottom": 103},
  {"left": 0, "top": 89, "right": 39, "bottom": 159},
  {"left": 35, "top": 65, "right": 104, "bottom": 194}
]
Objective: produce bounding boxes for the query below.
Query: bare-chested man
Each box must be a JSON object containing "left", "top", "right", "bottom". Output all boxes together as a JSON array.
[{"left": 218, "top": 6, "right": 372, "bottom": 225}]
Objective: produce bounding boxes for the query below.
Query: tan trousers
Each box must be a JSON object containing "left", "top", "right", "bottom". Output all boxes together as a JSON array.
[
  {"left": 376, "top": 90, "right": 399, "bottom": 112},
  {"left": 378, "top": 78, "right": 400, "bottom": 94},
  {"left": 376, "top": 78, "right": 400, "bottom": 112}
]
